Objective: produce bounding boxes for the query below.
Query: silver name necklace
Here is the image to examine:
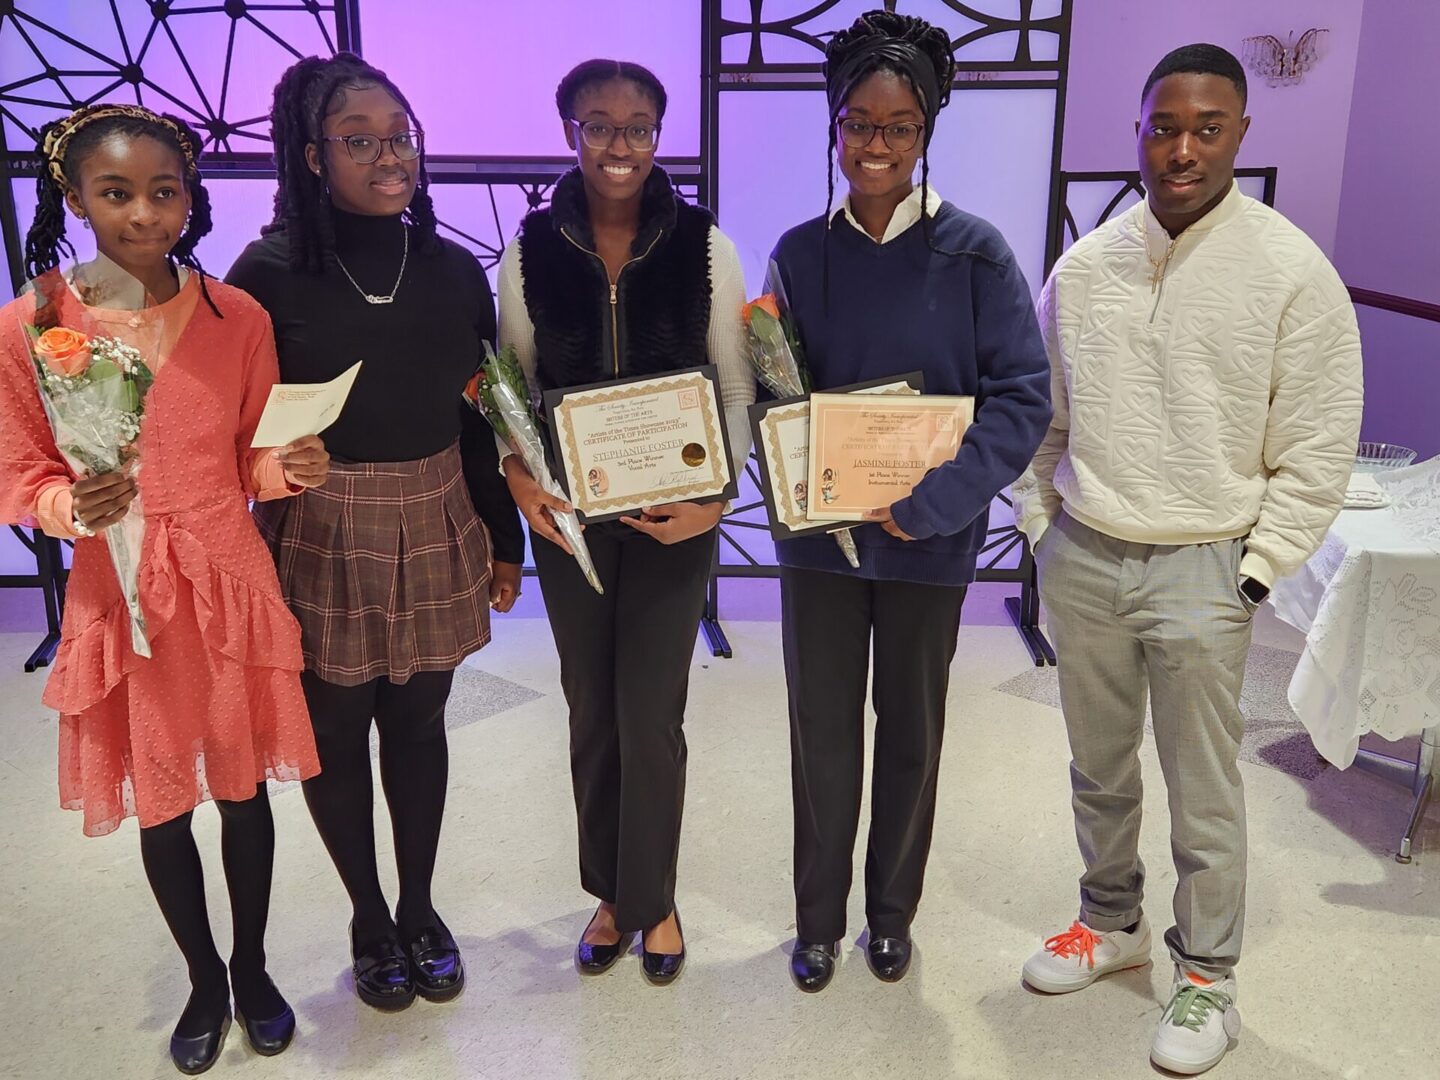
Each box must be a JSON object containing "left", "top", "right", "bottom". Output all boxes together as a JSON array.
[{"left": 333, "top": 223, "right": 408, "bottom": 305}]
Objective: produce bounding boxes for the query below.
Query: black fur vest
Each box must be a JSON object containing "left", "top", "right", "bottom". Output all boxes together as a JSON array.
[{"left": 518, "top": 166, "right": 714, "bottom": 392}]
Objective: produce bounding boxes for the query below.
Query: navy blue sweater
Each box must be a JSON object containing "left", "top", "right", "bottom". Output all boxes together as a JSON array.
[{"left": 771, "top": 202, "right": 1051, "bottom": 586}]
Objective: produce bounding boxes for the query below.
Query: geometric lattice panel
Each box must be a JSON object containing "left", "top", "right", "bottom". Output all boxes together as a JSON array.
[
  {"left": 718, "top": 0, "right": 1066, "bottom": 78},
  {"left": 0, "top": 1, "right": 347, "bottom": 151},
  {"left": 1051, "top": 168, "right": 1278, "bottom": 270}
]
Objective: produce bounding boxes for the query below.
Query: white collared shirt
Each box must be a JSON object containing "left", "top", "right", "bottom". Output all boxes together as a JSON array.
[{"left": 833, "top": 182, "right": 942, "bottom": 244}]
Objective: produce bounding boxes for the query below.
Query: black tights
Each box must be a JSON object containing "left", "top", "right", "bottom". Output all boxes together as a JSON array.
[
  {"left": 138, "top": 785, "right": 286, "bottom": 1035},
  {"left": 299, "top": 669, "right": 454, "bottom": 947}
]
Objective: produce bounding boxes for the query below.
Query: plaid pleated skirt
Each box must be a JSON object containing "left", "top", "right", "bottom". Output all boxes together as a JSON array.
[{"left": 253, "top": 442, "right": 492, "bottom": 686}]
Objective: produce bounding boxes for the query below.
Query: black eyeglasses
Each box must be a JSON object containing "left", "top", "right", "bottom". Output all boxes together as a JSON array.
[
  {"left": 323, "top": 130, "right": 422, "bottom": 164},
  {"left": 836, "top": 118, "right": 925, "bottom": 153},
  {"left": 567, "top": 118, "right": 660, "bottom": 153}
]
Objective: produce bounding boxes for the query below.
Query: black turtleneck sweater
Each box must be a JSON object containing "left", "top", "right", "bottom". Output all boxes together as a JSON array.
[{"left": 225, "top": 209, "right": 523, "bottom": 563}]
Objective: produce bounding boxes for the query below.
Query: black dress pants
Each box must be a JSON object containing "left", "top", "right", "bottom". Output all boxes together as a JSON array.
[
  {"left": 532, "top": 521, "right": 716, "bottom": 933},
  {"left": 780, "top": 565, "right": 966, "bottom": 943}
]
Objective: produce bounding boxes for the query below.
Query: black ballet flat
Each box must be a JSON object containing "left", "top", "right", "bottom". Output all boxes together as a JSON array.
[
  {"left": 640, "top": 909, "right": 685, "bottom": 986},
  {"left": 575, "top": 907, "right": 632, "bottom": 975},
  {"left": 235, "top": 1004, "right": 295, "bottom": 1056},
  {"left": 866, "top": 934, "right": 913, "bottom": 983},
  {"left": 170, "top": 1010, "right": 231, "bottom": 1076},
  {"left": 350, "top": 921, "right": 416, "bottom": 1011},
  {"left": 790, "top": 940, "right": 839, "bottom": 993},
  {"left": 407, "top": 919, "right": 465, "bottom": 1003}
]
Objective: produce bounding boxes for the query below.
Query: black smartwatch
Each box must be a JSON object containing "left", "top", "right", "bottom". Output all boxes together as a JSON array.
[{"left": 1238, "top": 576, "right": 1270, "bottom": 607}]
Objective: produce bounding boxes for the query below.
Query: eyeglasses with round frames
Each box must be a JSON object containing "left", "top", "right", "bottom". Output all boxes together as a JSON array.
[
  {"left": 322, "top": 130, "right": 422, "bottom": 164},
  {"left": 836, "top": 118, "right": 925, "bottom": 153}
]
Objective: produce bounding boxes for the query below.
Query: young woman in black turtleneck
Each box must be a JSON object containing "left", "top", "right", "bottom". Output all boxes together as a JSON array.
[{"left": 225, "top": 53, "right": 523, "bottom": 1012}]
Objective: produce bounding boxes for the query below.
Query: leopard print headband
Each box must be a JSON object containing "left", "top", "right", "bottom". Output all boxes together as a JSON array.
[{"left": 42, "top": 104, "right": 198, "bottom": 189}]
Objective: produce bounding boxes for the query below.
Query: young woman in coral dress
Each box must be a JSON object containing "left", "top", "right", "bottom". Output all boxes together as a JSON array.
[{"left": 0, "top": 104, "right": 328, "bottom": 1074}]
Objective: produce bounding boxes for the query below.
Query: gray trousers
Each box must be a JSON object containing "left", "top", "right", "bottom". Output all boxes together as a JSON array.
[{"left": 1036, "top": 511, "right": 1256, "bottom": 978}]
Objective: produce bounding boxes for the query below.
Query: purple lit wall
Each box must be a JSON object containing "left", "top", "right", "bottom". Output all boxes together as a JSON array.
[
  {"left": 1334, "top": 0, "right": 1440, "bottom": 460},
  {"left": 3, "top": 1, "right": 1433, "bottom": 581},
  {"left": 1062, "top": 0, "right": 1368, "bottom": 257},
  {"left": 361, "top": 3, "right": 703, "bottom": 158}
]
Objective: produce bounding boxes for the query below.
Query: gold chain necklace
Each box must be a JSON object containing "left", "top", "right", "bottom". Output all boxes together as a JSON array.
[{"left": 1147, "top": 231, "right": 1185, "bottom": 292}]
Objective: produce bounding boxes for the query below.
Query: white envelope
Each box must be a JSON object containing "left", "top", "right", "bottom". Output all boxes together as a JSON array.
[{"left": 250, "top": 361, "right": 362, "bottom": 448}]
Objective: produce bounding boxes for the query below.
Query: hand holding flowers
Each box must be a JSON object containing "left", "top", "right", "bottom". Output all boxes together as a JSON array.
[
  {"left": 23, "top": 315, "right": 157, "bottom": 655},
  {"left": 465, "top": 342, "right": 604, "bottom": 595},
  {"left": 741, "top": 279, "right": 861, "bottom": 568}
]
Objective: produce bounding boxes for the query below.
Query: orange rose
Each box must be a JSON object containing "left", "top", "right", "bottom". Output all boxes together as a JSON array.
[
  {"left": 741, "top": 293, "right": 781, "bottom": 326},
  {"left": 34, "top": 327, "right": 92, "bottom": 377},
  {"left": 463, "top": 369, "right": 482, "bottom": 406}
]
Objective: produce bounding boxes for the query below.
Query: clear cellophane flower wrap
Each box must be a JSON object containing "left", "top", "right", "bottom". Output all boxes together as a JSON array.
[
  {"left": 18, "top": 263, "right": 159, "bottom": 657},
  {"left": 464, "top": 341, "right": 603, "bottom": 595},
  {"left": 742, "top": 261, "right": 860, "bottom": 568}
]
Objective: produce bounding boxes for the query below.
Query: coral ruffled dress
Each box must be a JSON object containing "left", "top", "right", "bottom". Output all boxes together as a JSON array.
[{"left": 0, "top": 274, "right": 320, "bottom": 835}]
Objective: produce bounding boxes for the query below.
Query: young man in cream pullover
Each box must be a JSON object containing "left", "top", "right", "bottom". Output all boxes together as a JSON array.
[{"left": 1012, "top": 44, "right": 1362, "bottom": 1075}]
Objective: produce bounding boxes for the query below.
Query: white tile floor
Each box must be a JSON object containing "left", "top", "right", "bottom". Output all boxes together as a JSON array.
[{"left": 0, "top": 586, "right": 1435, "bottom": 1080}]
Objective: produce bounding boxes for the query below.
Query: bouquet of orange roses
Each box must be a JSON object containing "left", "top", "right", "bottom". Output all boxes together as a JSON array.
[
  {"left": 742, "top": 269, "right": 860, "bottom": 568},
  {"left": 20, "top": 276, "right": 157, "bottom": 656}
]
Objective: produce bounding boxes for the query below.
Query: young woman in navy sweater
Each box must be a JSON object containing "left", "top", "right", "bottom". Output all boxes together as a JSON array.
[{"left": 768, "top": 11, "right": 1051, "bottom": 992}]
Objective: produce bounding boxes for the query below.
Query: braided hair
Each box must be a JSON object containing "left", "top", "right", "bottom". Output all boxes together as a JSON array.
[
  {"left": 821, "top": 9, "right": 966, "bottom": 292},
  {"left": 555, "top": 59, "right": 668, "bottom": 122},
  {"left": 23, "top": 105, "right": 221, "bottom": 317},
  {"left": 265, "top": 52, "right": 439, "bottom": 273}
]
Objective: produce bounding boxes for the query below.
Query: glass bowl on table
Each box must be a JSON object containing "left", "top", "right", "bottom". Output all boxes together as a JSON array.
[{"left": 1354, "top": 442, "right": 1418, "bottom": 474}]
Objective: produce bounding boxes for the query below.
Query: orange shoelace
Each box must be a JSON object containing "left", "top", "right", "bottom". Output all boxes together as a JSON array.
[{"left": 1043, "top": 922, "right": 1102, "bottom": 967}]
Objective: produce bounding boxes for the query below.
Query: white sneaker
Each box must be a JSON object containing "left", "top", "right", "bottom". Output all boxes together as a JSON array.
[
  {"left": 1149, "top": 966, "right": 1241, "bottom": 1075},
  {"left": 1021, "top": 916, "right": 1152, "bottom": 993}
]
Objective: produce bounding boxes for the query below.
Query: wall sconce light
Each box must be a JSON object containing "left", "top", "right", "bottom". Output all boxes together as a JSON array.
[{"left": 1241, "top": 28, "right": 1330, "bottom": 86}]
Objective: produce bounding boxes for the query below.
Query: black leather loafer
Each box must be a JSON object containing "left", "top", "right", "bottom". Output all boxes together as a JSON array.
[
  {"left": 407, "top": 920, "right": 465, "bottom": 1002},
  {"left": 640, "top": 910, "right": 685, "bottom": 986},
  {"left": 575, "top": 907, "right": 631, "bottom": 975},
  {"left": 350, "top": 922, "right": 416, "bottom": 1011},
  {"left": 866, "top": 935, "right": 913, "bottom": 982},
  {"left": 236, "top": 1003, "right": 295, "bottom": 1056},
  {"left": 170, "top": 1011, "right": 231, "bottom": 1075},
  {"left": 790, "top": 940, "right": 839, "bottom": 993}
]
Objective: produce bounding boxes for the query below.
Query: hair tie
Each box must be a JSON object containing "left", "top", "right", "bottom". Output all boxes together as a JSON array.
[{"left": 825, "top": 38, "right": 944, "bottom": 130}]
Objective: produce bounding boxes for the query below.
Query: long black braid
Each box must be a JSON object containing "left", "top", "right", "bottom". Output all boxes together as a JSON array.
[
  {"left": 821, "top": 11, "right": 981, "bottom": 301},
  {"left": 265, "top": 51, "right": 440, "bottom": 273},
  {"left": 23, "top": 107, "right": 222, "bottom": 317}
]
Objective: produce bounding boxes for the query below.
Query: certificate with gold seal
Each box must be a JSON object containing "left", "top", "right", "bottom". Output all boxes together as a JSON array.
[
  {"left": 805, "top": 394, "right": 974, "bottom": 522},
  {"left": 543, "top": 365, "right": 737, "bottom": 522}
]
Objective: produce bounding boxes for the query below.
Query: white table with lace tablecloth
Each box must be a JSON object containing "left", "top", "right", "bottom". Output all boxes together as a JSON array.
[{"left": 1270, "top": 455, "right": 1440, "bottom": 862}]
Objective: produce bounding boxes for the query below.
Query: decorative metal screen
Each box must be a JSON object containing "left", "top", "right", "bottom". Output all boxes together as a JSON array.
[
  {"left": 1047, "top": 167, "right": 1279, "bottom": 273},
  {"left": 1, "top": 1, "right": 1075, "bottom": 664}
]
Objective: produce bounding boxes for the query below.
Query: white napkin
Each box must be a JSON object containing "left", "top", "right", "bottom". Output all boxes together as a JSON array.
[{"left": 1344, "top": 473, "right": 1391, "bottom": 509}]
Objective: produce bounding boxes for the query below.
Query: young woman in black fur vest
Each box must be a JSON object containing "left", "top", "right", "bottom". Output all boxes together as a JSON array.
[{"left": 497, "top": 59, "right": 753, "bottom": 985}]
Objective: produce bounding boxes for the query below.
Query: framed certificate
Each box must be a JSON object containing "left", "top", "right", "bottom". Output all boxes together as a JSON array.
[
  {"left": 747, "top": 373, "right": 925, "bottom": 539},
  {"left": 543, "top": 365, "right": 737, "bottom": 522},
  {"left": 805, "top": 394, "right": 974, "bottom": 522}
]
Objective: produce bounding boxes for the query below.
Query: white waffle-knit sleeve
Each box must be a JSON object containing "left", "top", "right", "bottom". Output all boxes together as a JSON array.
[
  {"left": 1010, "top": 272, "right": 1068, "bottom": 546},
  {"left": 493, "top": 238, "right": 536, "bottom": 465},
  {"left": 707, "top": 225, "right": 755, "bottom": 470},
  {"left": 1239, "top": 260, "right": 1364, "bottom": 587}
]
